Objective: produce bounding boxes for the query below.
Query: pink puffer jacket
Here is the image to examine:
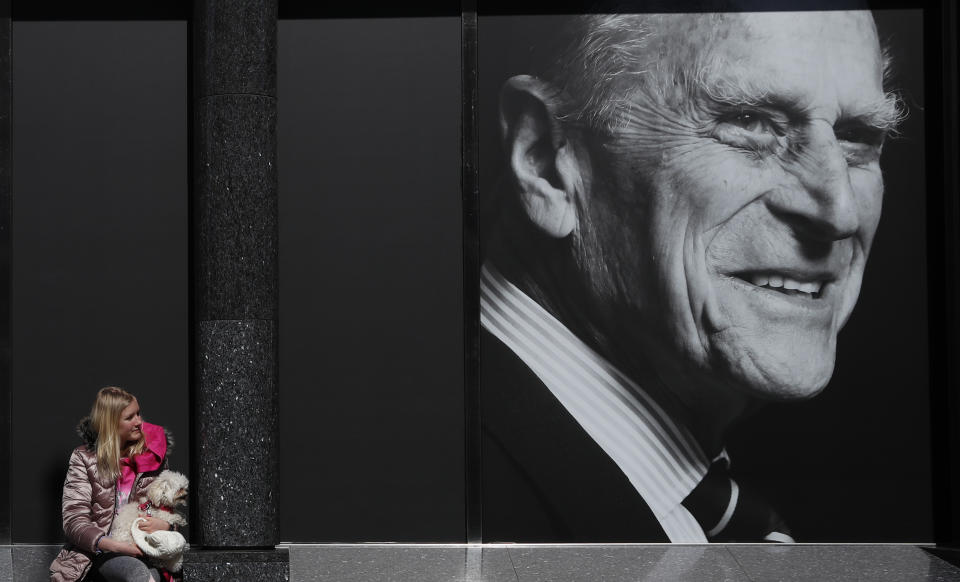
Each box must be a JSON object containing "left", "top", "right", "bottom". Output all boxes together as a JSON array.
[{"left": 49, "top": 418, "right": 173, "bottom": 582}]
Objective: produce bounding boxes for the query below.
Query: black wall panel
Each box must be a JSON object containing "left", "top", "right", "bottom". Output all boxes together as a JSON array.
[
  {"left": 0, "top": 0, "right": 9, "bottom": 547},
  {"left": 277, "top": 19, "right": 464, "bottom": 542},
  {"left": 11, "top": 21, "right": 188, "bottom": 543}
]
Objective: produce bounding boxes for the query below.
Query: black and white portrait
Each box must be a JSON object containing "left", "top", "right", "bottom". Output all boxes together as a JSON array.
[{"left": 479, "top": 9, "right": 930, "bottom": 543}]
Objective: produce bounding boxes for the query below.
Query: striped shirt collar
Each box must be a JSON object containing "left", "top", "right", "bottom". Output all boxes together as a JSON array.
[{"left": 480, "top": 262, "right": 713, "bottom": 522}]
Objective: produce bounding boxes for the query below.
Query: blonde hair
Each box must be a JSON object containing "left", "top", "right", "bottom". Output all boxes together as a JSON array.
[{"left": 90, "top": 386, "right": 145, "bottom": 481}]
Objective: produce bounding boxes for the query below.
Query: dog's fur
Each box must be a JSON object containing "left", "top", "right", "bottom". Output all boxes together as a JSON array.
[
  {"left": 131, "top": 518, "right": 188, "bottom": 573},
  {"left": 109, "top": 470, "right": 189, "bottom": 572}
]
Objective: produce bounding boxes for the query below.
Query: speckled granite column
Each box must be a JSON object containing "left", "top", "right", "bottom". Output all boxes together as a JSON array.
[{"left": 186, "top": 0, "right": 286, "bottom": 579}]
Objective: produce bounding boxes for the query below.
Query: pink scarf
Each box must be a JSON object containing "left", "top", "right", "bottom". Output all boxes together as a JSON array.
[
  {"left": 117, "top": 422, "right": 173, "bottom": 581},
  {"left": 117, "top": 422, "right": 167, "bottom": 495}
]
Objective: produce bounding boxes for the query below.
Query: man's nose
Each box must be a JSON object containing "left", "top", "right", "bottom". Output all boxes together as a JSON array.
[{"left": 768, "top": 121, "right": 860, "bottom": 241}]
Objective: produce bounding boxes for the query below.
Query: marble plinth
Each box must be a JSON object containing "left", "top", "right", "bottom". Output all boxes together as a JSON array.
[{"left": 182, "top": 549, "right": 289, "bottom": 582}]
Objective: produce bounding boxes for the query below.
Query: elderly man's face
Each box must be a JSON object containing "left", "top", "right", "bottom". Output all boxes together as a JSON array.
[{"left": 584, "top": 12, "right": 890, "bottom": 401}]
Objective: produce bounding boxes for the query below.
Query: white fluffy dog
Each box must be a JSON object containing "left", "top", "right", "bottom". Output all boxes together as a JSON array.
[{"left": 109, "top": 470, "right": 189, "bottom": 572}]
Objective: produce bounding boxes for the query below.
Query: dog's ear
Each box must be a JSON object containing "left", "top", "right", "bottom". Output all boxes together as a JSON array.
[
  {"left": 149, "top": 477, "right": 168, "bottom": 505},
  {"left": 160, "top": 478, "right": 174, "bottom": 504}
]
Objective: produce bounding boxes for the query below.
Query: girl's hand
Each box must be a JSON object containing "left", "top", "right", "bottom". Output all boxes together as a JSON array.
[
  {"left": 99, "top": 537, "right": 143, "bottom": 557},
  {"left": 136, "top": 515, "right": 170, "bottom": 533},
  {"left": 117, "top": 541, "right": 144, "bottom": 557}
]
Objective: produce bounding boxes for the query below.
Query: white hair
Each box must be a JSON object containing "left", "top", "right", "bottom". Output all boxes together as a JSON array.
[
  {"left": 546, "top": 13, "right": 904, "bottom": 134},
  {"left": 550, "top": 14, "right": 657, "bottom": 131}
]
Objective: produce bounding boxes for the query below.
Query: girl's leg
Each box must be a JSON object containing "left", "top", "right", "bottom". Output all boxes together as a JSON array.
[{"left": 89, "top": 554, "right": 161, "bottom": 582}]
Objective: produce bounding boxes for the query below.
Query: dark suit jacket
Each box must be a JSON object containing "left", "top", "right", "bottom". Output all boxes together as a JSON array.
[{"left": 480, "top": 327, "right": 670, "bottom": 542}]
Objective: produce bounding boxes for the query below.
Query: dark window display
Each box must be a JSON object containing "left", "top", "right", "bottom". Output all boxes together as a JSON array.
[{"left": 477, "top": 9, "right": 931, "bottom": 542}]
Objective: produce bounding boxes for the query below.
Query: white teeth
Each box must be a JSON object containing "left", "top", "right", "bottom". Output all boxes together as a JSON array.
[
  {"left": 751, "top": 274, "right": 769, "bottom": 287},
  {"left": 746, "top": 274, "right": 823, "bottom": 296}
]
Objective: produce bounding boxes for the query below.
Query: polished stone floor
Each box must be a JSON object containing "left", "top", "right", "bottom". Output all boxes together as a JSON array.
[{"left": 3, "top": 543, "right": 959, "bottom": 581}]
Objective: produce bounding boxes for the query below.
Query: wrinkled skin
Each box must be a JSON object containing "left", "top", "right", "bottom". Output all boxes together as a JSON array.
[
  {"left": 503, "top": 11, "right": 900, "bottom": 445},
  {"left": 578, "top": 12, "right": 893, "bottom": 411}
]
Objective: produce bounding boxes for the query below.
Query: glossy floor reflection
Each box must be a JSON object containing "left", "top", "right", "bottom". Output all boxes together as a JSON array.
[
  {"left": 2, "top": 544, "right": 959, "bottom": 581},
  {"left": 0, "top": 546, "right": 10, "bottom": 582},
  {"left": 288, "top": 544, "right": 960, "bottom": 582}
]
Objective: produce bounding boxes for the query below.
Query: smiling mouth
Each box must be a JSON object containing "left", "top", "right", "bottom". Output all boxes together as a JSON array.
[{"left": 731, "top": 272, "right": 826, "bottom": 299}]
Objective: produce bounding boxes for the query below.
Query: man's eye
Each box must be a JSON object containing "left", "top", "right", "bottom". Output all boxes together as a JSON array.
[
  {"left": 834, "top": 122, "right": 885, "bottom": 166},
  {"left": 712, "top": 109, "right": 783, "bottom": 154},
  {"left": 721, "top": 110, "right": 780, "bottom": 136},
  {"left": 834, "top": 123, "right": 885, "bottom": 147}
]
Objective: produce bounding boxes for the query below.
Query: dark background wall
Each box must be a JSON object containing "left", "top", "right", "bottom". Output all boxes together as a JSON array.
[
  {"left": 10, "top": 21, "right": 188, "bottom": 543},
  {"left": 277, "top": 18, "right": 464, "bottom": 542},
  {"left": 477, "top": 10, "right": 933, "bottom": 542}
]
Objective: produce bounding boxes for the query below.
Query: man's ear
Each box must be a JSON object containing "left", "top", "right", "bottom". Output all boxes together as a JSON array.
[{"left": 500, "top": 75, "right": 585, "bottom": 238}]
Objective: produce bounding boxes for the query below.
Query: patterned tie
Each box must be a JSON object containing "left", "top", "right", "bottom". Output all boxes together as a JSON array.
[{"left": 682, "top": 456, "right": 794, "bottom": 543}]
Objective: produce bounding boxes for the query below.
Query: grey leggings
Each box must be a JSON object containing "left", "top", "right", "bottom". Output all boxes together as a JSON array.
[{"left": 88, "top": 554, "right": 161, "bottom": 582}]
